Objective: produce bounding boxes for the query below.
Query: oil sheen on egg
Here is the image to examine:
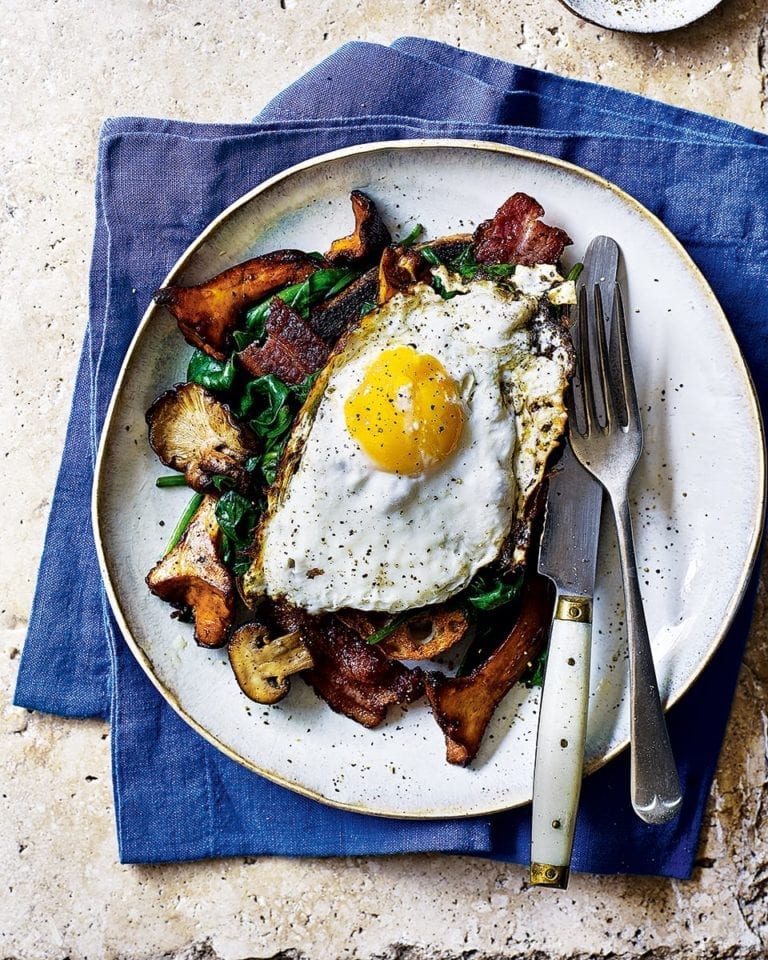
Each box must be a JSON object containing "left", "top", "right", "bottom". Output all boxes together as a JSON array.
[{"left": 243, "top": 272, "right": 571, "bottom": 613}]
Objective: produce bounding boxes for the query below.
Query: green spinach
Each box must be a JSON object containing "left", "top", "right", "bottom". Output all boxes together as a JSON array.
[
  {"left": 243, "top": 266, "right": 360, "bottom": 334},
  {"left": 215, "top": 490, "right": 261, "bottom": 573},
  {"left": 187, "top": 351, "right": 236, "bottom": 391}
]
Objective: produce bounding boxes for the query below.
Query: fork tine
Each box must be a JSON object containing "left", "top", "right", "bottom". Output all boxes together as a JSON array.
[
  {"left": 614, "top": 284, "right": 640, "bottom": 429},
  {"left": 593, "top": 284, "right": 617, "bottom": 430},
  {"left": 577, "top": 284, "right": 598, "bottom": 434}
]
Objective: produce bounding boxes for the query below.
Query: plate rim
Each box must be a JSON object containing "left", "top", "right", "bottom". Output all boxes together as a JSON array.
[
  {"left": 556, "top": 0, "right": 724, "bottom": 33},
  {"left": 92, "top": 137, "right": 767, "bottom": 818}
]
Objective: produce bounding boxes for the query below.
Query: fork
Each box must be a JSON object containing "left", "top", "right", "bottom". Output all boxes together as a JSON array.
[{"left": 569, "top": 282, "right": 683, "bottom": 825}]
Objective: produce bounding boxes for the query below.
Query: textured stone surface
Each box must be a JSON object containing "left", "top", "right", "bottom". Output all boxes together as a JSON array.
[{"left": 2, "top": 1, "right": 768, "bottom": 957}]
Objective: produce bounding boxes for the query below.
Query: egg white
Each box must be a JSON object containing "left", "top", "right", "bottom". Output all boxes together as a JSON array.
[{"left": 243, "top": 271, "right": 572, "bottom": 614}]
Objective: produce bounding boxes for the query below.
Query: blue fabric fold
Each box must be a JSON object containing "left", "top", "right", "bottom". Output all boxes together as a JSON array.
[{"left": 15, "top": 39, "right": 767, "bottom": 874}]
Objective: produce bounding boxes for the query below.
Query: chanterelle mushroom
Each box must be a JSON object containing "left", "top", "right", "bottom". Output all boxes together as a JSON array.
[
  {"left": 153, "top": 249, "right": 318, "bottom": 360},
  {"left": 228, "top": 623, "right": 314, "bottom": 705},
  {"left": 146, "top": 382, "right": 257, "bottom": 493},
  {"left": 146, "top": 494, "right": 235, "bottom": 648}
]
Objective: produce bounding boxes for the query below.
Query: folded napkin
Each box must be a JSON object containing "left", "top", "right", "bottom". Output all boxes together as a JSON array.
[{"left": 16, "top": 38, "right": 768, "bottom": 874}]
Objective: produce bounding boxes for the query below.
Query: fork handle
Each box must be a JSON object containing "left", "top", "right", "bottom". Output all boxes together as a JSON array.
[{"left": 612, "top": 495, "right": 683, "bottom": 824}]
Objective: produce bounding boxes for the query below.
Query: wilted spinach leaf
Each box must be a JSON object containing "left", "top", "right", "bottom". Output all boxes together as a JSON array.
[
  {"left": 187, "top": 350, "right": 236, "bottom": 391},
  {"left": 215, "top": 490, "right": 259, "bottom": 548},
  {"left": 466, "top": 572, "right": 524, "bottom": 611},
  {"left": 234, "top": 370, "right": 322, "bottom": 487},
  {"left": 260, "top": 435, "right": 289, "bottom": 485},
  {"left": 420, "top": 243, "right": 516, "bottom": 284},
  {"left": 291, "top": 370, "right": 319, "bottom": 405},
  {"left": 481, "top": 262, "right": 518, "bottom": 280},
  {"left": 431, "top": 274, "right": 459, "bottom": 301},
  {"left": 524, "top": 650, "right": 547, "bottom": 688},
  {"left": 282, "top": 267, "right": 360, "bottom": 318},
  {"left": 238, "top": 374, "right": 292, "bottom": 437},
  {"left": 420, "top": 247, "right": 441, "bottom": 266},
  {"left": 215, "top": 490, "right": 261, "bottom": 570},
  {"left": 243, "top": 298, "right": 272, "bottom": 337},
  {"left": 243, "top": 267, "right": 360, "bottom": 334}
]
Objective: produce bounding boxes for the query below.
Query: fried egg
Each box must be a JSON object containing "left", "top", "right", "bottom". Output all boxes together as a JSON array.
[{"left": 242, "top": 267, "right": 573, "bottom": 614}]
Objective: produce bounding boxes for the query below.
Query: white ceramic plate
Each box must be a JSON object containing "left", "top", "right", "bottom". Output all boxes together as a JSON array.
[
  {"left": 93, "top": 141, "right": 765, "bottom": 818},
  {"left": 558, "top": 0, "right": 723, "bottom": 33}
]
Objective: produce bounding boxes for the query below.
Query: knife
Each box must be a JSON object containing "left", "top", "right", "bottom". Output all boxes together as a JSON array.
[{"left": 529, "top": 236, "right": 620, "bottom": 889}]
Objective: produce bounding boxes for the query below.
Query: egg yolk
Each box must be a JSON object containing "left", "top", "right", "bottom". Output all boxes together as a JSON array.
[{"left": 344, "top": 345, "right": 465, "bottom": 475}]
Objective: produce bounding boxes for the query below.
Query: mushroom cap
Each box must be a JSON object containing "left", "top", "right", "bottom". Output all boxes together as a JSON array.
[
  {"left": 146, "top": 382, "right": 257, "bottom": 493},
  {"left": 227, "top": 623, "right": 313, "bottom": 704}
]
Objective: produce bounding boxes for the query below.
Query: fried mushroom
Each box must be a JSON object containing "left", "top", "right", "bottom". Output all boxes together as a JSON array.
[
  {"left": 325, "top": 190, "right": 392, "bottom": 268},
  {"left": 154, "top": 250, "right": 318, "bottom": 360},
  {"left": 145, "top": 495, "right": 235, "bottom": 648},
  {"left": 424, "top": 574, "right": 552, "bottom": 765},
  {"left": 377, "top": 245, "right": 432, "bottom": 303},
  {"left": 337, "top": 606, "right": 470, "bottom": 661},
  {"left": 146, "top": 382, "right": 258, "bottom": 493},
  {"left": 228, "top": 623, "right": 314, "bottom": 704}
]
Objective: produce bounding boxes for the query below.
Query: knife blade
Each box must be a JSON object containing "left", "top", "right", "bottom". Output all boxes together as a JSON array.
[{"left": 529, "top": 236, "right": 620, "bottom": 889}]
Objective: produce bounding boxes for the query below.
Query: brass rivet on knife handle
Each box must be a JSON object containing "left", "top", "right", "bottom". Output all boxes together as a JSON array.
[
  {"left": 555, "top": 595, "right": 592, "bottom": 623},
  {"left": 530, "top": 862, "right": 570, "bottom": 888}
]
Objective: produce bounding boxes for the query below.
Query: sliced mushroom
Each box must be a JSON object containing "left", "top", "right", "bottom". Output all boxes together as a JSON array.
[
  {"left": 325, "top": 191, "right": 392, "bottom": 268},
  {"left": 424, "top": 574, "right": 552, "bottom": 765},
  {"left": 146, "top": 382, "right": 258, "bottom": 493},
  {"left": 337, "top": 606, "right": 470, "bottom": 661},
  {"left": 228, "top": 623, "right": 314, "bottom": 704},
  {"left": 377, "top": 245, "right": 431, "bottom": 304},
  {"left": 154, "top": 250, "right": 318, "bottom": 360},
  {"left": 146, "top": 495, "right": 235, "bottom": 648}
]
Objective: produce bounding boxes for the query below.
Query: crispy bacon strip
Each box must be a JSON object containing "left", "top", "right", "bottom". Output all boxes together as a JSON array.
[
  {"left": 271, "top": 602, "right": 424, "bottom": 728},
  {"left": 237, "top": 297, "right": 331, "bottom": 385},
  {"left": 424, "top": 575, "right": 552, "bottom": 765},
  {"left": 473, "top": 193, "right": 572, "bottom": 267}
]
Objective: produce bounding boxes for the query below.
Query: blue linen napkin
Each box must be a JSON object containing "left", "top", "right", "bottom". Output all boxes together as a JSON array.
[{"left": 15, "top": 38, "right": 768, "bottom": 873}]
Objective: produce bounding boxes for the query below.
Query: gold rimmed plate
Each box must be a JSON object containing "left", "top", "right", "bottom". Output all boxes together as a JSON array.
[
  {"left": 92, "top": 140, "right": 765, "bottom": 818},
  {"left": 559, "top": 0, "right": 724, "bottom": 33}
]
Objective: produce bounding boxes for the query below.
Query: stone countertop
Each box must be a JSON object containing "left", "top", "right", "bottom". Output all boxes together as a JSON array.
[{"left": 2, "top": 1, "right": 767, "bottom": 958}]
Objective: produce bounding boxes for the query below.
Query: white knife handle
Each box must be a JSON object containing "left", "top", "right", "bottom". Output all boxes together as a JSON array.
[{"left": 530, "top": 596, "right": 592, "bottom": 888}]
